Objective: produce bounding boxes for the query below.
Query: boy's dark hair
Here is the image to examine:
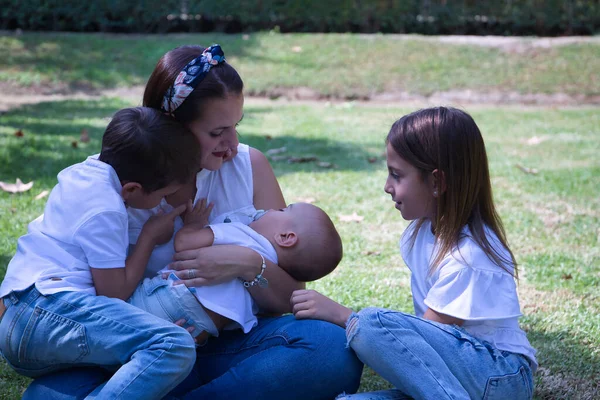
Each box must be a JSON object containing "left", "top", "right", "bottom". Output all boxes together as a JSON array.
[{"left": 99, "top": 107, "right": 201, "bottom": 193}]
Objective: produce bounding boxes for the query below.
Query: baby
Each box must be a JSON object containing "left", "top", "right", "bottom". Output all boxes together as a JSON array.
[{"left": 127, "top": 201, "right": 343, "bottom": 339}]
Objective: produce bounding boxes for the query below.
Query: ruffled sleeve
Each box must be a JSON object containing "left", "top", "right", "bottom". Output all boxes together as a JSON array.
[{"left": 424, "top": 265, "right": 522, "bottom": 321}]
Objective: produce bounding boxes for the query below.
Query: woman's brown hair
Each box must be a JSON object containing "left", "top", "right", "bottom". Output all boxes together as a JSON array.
[
  {"left": 387, "top": 107, "right": 517, "bottom": 277},
  {"left": 143, "top": 45, "right": 243, "bottom": 124}
]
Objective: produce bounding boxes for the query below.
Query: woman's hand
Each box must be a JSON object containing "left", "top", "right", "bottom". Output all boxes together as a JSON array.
[
  {"left": 291, "top": 289, "right": 353, "bottom": 328},
  {"left": 167, "top": 245, "right": 253, "bottom": 286}
]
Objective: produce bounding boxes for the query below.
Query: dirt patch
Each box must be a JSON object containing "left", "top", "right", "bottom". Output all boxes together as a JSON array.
[{"left": 1, "top": 83, "right": 599, "bottom": 112}]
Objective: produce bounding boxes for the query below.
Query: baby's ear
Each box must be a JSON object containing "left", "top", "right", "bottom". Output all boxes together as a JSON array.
[
  {"left": 121, "top": 182, "right": 143, "bottom": 202},
  {"left": 273, "top": 231, "right": 298, "bottom": 248}
]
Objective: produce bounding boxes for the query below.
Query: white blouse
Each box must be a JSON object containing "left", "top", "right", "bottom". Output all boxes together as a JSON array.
[{"left": 401, "top": 220, "right": 538, "bottom": 372}]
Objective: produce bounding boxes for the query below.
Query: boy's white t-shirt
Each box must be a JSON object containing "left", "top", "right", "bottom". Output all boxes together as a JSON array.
[
  {"left": 401, "top": 220, "right": 538, "bottom": 372},
  {"left": 0, "top": 157, "right": 128, "bottom": 298}
]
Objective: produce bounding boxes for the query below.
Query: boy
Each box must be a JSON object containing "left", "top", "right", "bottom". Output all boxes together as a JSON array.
[
  {"left": 127, "top": 200, "right": 343, "bottom": 341},
  {"left": 0, "top": 107, "right": 201, "bottom": 400}
]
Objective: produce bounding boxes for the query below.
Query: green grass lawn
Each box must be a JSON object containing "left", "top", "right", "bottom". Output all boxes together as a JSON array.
[
  {"left": 1, "top": 32, "right": 599, "bottom": 98},
  {"left": 0, "top": 97, "right": 598, "bottom": 399}
]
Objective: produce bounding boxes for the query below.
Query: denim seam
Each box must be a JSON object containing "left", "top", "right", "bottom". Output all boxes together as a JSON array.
[
  {"left": 394, "top": 312, "right": 487, "bottom": 350},
  {"left": 5, "top": 289, "right": 41, "bottom": 360},
  {"left": 19, "top": 306, "right": 89, "bottom": 363},
  {"left": 196, "top": 333, "right": 291, "bottom": 358},
  {"left": 113, "top": 343, "right": 172, "bottom": 399},
  {"left": 47, "top": 293, "right": 169, "bottom": 337},
  {"left": 375, "top": 311, "right": 459, "bottom": 400}
]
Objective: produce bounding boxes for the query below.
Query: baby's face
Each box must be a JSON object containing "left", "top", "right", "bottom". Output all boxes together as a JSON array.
[{"left": 251, "top": 203, "right": 317, "bottom": 233}]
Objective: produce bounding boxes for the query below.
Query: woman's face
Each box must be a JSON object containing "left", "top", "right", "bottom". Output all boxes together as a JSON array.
[{"left": 186, "top": 93, "right": 244, "bottom": 171}]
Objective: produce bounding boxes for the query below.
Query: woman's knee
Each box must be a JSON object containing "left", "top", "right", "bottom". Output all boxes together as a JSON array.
[{"left": 308, "top": 319, "right": 364, "bottom": 394}]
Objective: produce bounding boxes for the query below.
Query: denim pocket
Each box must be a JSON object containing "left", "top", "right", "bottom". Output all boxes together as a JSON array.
[
  {"left": 19, "top": 306, "right": 89, "bottom": 364},
  {"left": 483, "top": 366, "right": 532, "bottom": 400},
  {"left": 143, "top": 275, "right": 170, "bottom": 296}
]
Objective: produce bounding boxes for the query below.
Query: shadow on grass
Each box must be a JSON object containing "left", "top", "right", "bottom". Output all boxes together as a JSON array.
[
  {"left": 0, "top": 33, "right": 262, "bottom": 91},
  {"left": 525, "top": 319, "right": 600, "bottom": 399},
  {"left": 0, "top": 99, "right": 381, "bottom": 183}
]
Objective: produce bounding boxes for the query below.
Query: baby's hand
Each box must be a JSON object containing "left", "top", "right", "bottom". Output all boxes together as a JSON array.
[
  {"left": 290, "top": 289, "right": 353, "bottom": 328},
  {"left": 184, "top": 198, "right": 214, "bottom": 227},
  {"left": 141, "top": 204, "right": 187, "bottom": 245}
]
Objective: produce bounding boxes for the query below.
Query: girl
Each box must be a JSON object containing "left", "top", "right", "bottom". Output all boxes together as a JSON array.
[{"left": 291, "top": 107, "right": 537, "bottom": 399}]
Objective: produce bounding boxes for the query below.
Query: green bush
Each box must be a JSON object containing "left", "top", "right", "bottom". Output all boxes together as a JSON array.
[{"left": 2, "top": 0, "right": 599, "bottom": 35}]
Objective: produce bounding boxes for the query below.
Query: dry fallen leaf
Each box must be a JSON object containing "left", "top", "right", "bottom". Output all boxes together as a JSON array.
[
  {"left": 288, "top": 156, "right": 318, "bottom": 163},
  {"left": 80, "top": 128, "right": 90, "bottom": 143},
  {"left": 14, "top": 129, "right": 23, "bottom": 137},
  {"left": 265, "top": 135, "right": 273, "bottom": 140},
  {"left": 71, "top": 141, "right": 78, "bottom": 148},
  {"left": 338, "top": 212, "right": 364, "bottom": 223},
  {"left": 367, "top": 157, "right": 378, "bottom": 163},
  {"left": 35, "top": 190, "right": 49, "bottom": 200},
  {"left": 316, "top": 162, "right": 334, "bottom": 168},
  {"left": 516, "top": 164, "right": 538, "bottom": 175},
  {"left": 266, "top": 147, "right": 287, "bottom": 156},
  {"left": 561, "top": 273, "right": 573, "bottom": 280},
  {"left": 296, "top": 197, "right": 316, "bottom": 204},
  {"left": 526, "top": 136, "right": 546, "bottom": 146},
  {"left": 0, "top": 178, "right": 34, "bottom": 193},
  {"left": 362, "top": 250, "right": 381, "bottom": 256}
]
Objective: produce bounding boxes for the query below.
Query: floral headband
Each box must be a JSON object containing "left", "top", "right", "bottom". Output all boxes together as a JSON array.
[{"left": 161, "top": 44, "right": 226, "bottom": 116}]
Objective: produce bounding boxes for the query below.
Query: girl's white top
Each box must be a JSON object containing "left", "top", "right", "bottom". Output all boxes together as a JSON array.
[{"left": 401, "top": 220, "right": 538, "bottom": 371}]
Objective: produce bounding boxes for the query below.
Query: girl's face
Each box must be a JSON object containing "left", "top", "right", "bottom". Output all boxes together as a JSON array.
[
  {"left": 384, "top": 142, "right": 436, "bottom": 221},
  {"left": 186, "top": 93, "right": 244, "bottom": 171}
]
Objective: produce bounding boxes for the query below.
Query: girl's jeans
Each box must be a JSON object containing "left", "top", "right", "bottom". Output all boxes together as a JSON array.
[
  {"left": 22, "top": 314, "right": 364, "bottom": 400},
  {"left": 0, "top": 286, "right": 197, "bottom": 400},
  {"left": 338, "top": 308, "right": 534, "bottom": 400}
]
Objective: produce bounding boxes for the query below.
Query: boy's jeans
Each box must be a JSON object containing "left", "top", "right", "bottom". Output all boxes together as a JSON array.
[
  {"left": 0, "top": 285, "right": 196, "bottom": 400},
  {"left": 338, "top": 308, "right": 534, "bottom": 400}
]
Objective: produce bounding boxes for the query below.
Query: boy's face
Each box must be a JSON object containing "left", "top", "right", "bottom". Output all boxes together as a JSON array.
[{"left": 124, "top": 183, "right": 183, "bottom": 209}]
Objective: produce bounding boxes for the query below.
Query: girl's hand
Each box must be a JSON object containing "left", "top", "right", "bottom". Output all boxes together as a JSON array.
[
  {"left": 183, "top": 198, "right": 214, "bottom": 227},
  {"left": 141, "top": 204, "right": 187, "bottom": 245},
  {"left": 291, "top": 289, "right": 353, "bottom": 328}
]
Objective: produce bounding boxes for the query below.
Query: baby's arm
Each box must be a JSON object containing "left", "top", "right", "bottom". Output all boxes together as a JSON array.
[
  {"left": 291, "top": 289, "right": 353, "bottom": 328},
  {"left": 91, "top": 204, "right": 187, "bottom": 300},
  {"left": 174, "top": 198, "right": 215, "bottom": 252}
]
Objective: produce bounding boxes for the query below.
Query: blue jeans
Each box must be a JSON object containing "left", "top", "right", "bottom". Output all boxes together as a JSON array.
[
  {"left": 127, "top": 275, "right": 218, "bottom": 338},
  {"left": 337, "top": 308, "right": 534, "bottom": 400},
  {"left": 0, "top": 286, "right": 197, "bottom": 400},
  {"left": 23, "top": 315, "right": 364, "bottom": 400}
]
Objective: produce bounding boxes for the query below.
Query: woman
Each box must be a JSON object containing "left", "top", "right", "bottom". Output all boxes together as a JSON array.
[{"left": 23, "top": 45, "right": 363, "bottom": 400}]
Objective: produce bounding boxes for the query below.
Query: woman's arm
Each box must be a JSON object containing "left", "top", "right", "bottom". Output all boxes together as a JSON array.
[{"left": 249, "top": 147, "right": 304, "bottom": 311}]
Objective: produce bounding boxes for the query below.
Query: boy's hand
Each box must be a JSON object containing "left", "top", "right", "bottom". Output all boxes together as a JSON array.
[
  {"left": 142, "top": 204, "right": 187, "bottom": 245},
  {"left": 290, "top": 289, "right": 353, "bottom": 328},
  {"left": 184, "top": 198, "right": 214, "bottom": 227}
]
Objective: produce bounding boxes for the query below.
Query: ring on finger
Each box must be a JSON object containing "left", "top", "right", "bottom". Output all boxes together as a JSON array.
[{"left": 188, "top": 269, "right": 196, "bottom": 279}]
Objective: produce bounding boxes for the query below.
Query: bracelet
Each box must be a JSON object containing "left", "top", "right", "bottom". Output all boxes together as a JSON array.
[{"left": 242, "top": 253, "right": 268, "bottom": 288}]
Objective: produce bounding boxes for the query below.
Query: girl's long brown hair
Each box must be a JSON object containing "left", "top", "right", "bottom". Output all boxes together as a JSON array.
[{"left": 387, "top": 107, "right": 517, "bottom": 277}]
